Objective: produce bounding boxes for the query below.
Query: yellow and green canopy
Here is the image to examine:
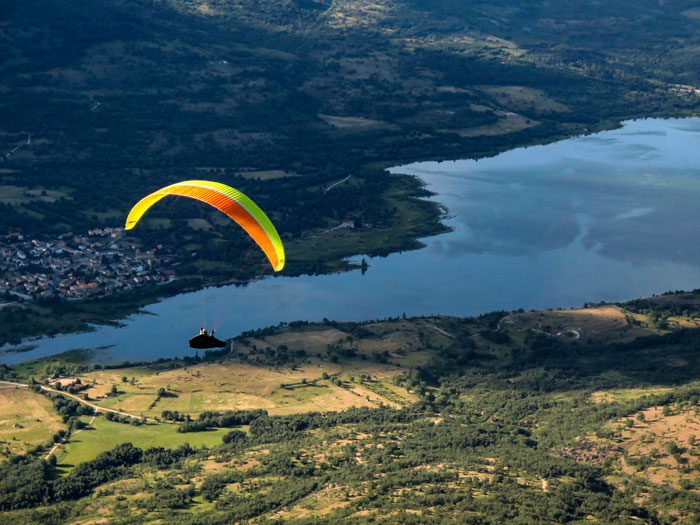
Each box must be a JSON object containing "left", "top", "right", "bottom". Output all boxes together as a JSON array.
[{"left": 125, "top": 180, "right": 285, "bottom": 271}]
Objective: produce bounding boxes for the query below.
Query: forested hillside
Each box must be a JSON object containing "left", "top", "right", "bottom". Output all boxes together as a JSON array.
[
  {"left": 3, "top": 293, "right": 700, "bottom": 522},
  {"left": 2, "top": 0, "right": 699, "bottom": 243}
]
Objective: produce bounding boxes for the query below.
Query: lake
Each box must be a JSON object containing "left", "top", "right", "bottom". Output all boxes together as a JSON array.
[{"left": 4, "top": 117, "right": 700, "bottom": 364}]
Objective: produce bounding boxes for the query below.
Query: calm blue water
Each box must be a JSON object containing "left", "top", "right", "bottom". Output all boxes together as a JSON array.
[{"left": 4, "top": 118, "right": 700, "bottom": 364}]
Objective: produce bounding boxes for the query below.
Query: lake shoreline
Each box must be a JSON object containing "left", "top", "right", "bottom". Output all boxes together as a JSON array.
[
  {"left": 5, "top": 115, "right": 700, "bottom": 363},
  {"left": 1, "top": 116, "right": 617, "bottom": 350},
  {"left": 7, "top": 286, "right": 700, "bottom": 377}
]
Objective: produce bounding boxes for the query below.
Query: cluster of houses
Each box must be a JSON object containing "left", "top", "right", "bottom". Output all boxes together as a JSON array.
[
  {"left": 668, "top": 84, "right": 700, "bottom": 96},
  {"left": 0, "top": 227, "right": 175, "bottom": 301}
]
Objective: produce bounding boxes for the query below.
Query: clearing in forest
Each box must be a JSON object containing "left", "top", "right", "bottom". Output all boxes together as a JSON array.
[{"left": 0, "top": 386, "right": 63, "bottom": 457}]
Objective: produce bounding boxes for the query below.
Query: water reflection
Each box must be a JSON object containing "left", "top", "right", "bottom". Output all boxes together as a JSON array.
[{"left": 400, "top": 125, "right": 700, "bottom": 268}]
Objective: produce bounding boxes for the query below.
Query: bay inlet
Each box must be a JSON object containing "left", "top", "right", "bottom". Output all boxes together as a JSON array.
[{"left": 4, "top": 118, "right": 700, "bottom": 364}]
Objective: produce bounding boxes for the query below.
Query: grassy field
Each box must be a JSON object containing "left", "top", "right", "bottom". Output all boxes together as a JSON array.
[
  {"left": 68, "top": 356, "right": 414, "bottom": 420},
  {"left": 492, "top": 305, "right": 657, "bottom": 346},
  {"left": 590, "top": 387, "right": 673, "bottom": 404},
  {"left": 0, "top": 386, "right": 63, "bottom": 458},
  {"left": 2, "top": 313, "right": 438, "bottom": 466},
  {"left": 0, "top": 185, "right": 70, "bottom": 206},
  {"left": 440, "top": 113, "right": 540, "bottom": 137},
  {"left": 55, "top": 417, "right": 229, "bottom": 471},
  {"left": 476, "top": 85, "right": 571, "bottom": 114},
  {"left": 318, "top": 114, "right": 397, "bottom": 132}
]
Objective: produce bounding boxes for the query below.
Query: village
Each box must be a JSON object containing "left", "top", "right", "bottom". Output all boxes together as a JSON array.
[{"left": 0, "top": 227, "right": 175, "bottom": 302}]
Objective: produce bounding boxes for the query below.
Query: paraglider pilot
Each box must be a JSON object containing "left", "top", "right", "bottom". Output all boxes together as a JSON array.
[{"left": 189, "top": 328, "right": 225, "bottom": 349}]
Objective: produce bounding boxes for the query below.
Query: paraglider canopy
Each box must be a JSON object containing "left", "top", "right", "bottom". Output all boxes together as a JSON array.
[{"left": 125, "top": 180, "right": 285, "bottom": 271}]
